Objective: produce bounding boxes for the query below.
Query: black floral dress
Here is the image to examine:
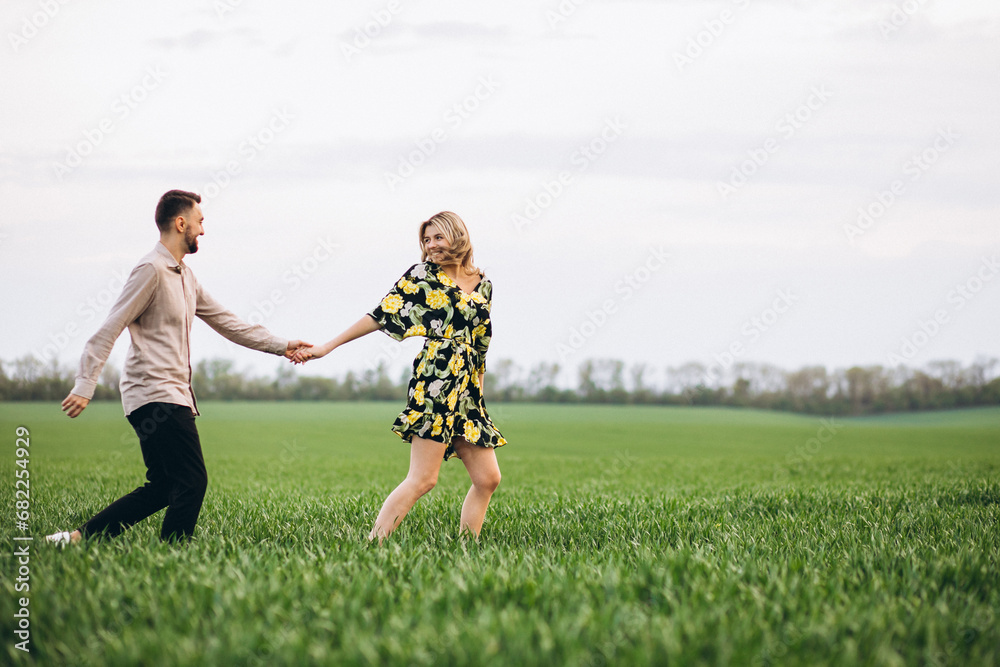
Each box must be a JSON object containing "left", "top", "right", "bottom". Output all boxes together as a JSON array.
[{"left": 369, "top": 261, "right": 507, "bottom": 460}]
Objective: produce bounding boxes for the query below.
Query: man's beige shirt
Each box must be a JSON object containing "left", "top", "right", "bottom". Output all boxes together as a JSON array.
[{"left": 71, "top": 243, "right": 288, "bottom": 415}]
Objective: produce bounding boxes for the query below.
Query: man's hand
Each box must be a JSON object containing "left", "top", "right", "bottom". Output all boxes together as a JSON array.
[
  {"left": 283, "top": 340, "right": 312, "bottom": 360},
  {"left": 62, "top": 393, "right": 90, "bottom": 418},
  {"left": 290, "top": 344, "right": 321, "bottom": 364}
]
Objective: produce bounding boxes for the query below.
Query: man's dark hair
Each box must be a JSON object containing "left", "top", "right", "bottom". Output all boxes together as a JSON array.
[{"left": 155, "top": 190, "right": 202, "bottom": 232}]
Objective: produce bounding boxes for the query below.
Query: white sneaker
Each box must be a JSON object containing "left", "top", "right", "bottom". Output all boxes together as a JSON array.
[{"left": 45, "top": 531, "right": 73, "bottom": 547}]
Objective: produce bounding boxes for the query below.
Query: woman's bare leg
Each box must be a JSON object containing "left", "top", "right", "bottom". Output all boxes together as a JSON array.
[
  {"left": 454, "top": 438, "right": 502, "bottom": 540},
  {"left": 369, "top": 437, "right": 448, "bottom": 543}
]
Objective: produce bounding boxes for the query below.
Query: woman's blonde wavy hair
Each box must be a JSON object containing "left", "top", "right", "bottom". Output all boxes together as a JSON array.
[{"left": 419, "top": 211, "right": 479, "bottom": 277}]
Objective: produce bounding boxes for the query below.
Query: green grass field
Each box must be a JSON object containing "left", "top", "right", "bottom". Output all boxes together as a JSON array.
[{"left": 1, "top": 401, "right": 998, "bottom": 666}]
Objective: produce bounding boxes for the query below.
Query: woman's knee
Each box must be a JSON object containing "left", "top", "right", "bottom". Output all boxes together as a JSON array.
[
  {"left": 408, "top": 472, "right": 439, "bottom": 497},
  {"left": 475, "top": 468, "right": 501, "bottom": 494}
]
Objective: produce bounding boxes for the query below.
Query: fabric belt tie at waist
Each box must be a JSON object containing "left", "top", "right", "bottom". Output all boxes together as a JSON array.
[
  {"left": 431, "top": 338, "right": 480, "bottom": 363},
  {"left": 434, "top": 337, "right": 474, "bottom": 349}
]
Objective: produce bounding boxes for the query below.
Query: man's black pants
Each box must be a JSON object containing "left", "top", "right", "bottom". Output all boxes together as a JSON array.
[{"left": 79, "top": 402, "right": 207, "bottom": 542}]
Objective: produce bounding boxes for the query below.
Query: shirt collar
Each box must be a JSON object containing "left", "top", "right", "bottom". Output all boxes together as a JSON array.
[{"left": 155, "top": 242, "right": 185, "bottom": 273}]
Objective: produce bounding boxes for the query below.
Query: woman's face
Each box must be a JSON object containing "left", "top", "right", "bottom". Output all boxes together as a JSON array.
[{"left": 422, "top": 223, "right": 449, "bottom": 262}]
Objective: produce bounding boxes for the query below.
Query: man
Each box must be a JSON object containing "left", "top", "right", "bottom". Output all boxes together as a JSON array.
[{"left": 46, "top": 189, "right": 308, "bottom": 544}]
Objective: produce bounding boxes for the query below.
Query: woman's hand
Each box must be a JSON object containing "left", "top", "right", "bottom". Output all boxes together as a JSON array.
[
  {"left": 283, "top": 340, "right": 312, "bottom": 360},
  {"left": 290, "top": 343, "right": 329, "bottom": 364}
]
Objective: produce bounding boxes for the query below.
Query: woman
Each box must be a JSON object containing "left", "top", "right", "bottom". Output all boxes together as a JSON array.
[{"left": 293, "top": 212, "right": 506, "bottom": 542}]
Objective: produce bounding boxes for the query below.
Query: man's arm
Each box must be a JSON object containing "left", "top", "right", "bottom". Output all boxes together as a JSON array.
[
  {"left": 63, "top": 262, "right": 158, "bottom": 418},
  {"left": 195, "top": 282, "right": 307, "bottom": 357}
]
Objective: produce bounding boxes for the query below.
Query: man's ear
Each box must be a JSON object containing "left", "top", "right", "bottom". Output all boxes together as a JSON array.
[{"left": 173, "top": 215, "right": 186, "bottom": 233}]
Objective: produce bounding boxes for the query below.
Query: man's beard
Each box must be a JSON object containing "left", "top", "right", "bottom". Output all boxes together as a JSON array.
[{"left": 185, "top": 230, "right": 199, "bottom": 254}]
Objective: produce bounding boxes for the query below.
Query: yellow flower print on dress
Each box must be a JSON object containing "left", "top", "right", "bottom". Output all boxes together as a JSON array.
[
  {"left": 472, "top": 324, "right": 486, "bottom": 338},
  {"left": 381, "top": 293, "right": 404, "bottom": 314},
  {"left": 431, "top": 414, "right": 443, "bottom": 436},
  {"left": 405, "top": 324, "right": 427, "bottom": 337},
  {"left": 426, "top": 290, "right": 449, "bottom": 309},
  {"left": 413, "top": 381, "right": 425, "bottom": 406},
  {"left": 447, "top": 388, "right": 458, "bottom": 411},
  {"left": 437, "top": 271, "right": 457, "bottom": 287},
  {"left": 463, "top": 420, "right": 481, "bottom": 443},
  {"left": 398, "top": 278, "right": 420, "bottom": 295},
  {"left": 405, "top": 410, "right": 421, "bottom": 425},
  {"left": 446, "top": 414, "right": 455, "bottom": 429},
  {"left": 444, "top": 324, "right": 455, "bottom": 338},
  {"left": 448, "top": 353, "right": 465, "bottom": 375},
  {"left": 470, "top": 291, "right": 486, "bottom": 304}
]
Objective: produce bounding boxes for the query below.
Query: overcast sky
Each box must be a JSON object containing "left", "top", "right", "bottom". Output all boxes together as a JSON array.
[{"left": 2, "top": 0, "right": 998, "bottom": 389}]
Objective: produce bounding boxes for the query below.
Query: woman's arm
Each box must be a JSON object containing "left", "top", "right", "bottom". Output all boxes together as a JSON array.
[{"left": 292, "top": 315, "right": 381, "bottom": 363}]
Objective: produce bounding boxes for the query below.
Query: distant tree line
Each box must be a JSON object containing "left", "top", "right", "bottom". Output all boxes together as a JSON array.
[
  {"left": 484, "top": 357, "right": 1000, "bottom": 415},
  {"left": 1, "top": 355, "right": 998, "bottom": 417}
]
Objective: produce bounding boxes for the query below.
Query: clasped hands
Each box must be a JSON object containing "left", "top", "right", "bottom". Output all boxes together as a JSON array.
[{"left": 285, "top": 340, "right": 326, "bottom": 365}]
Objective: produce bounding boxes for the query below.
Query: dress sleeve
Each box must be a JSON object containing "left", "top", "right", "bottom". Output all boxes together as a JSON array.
[
  {"left": 473, "top": 279, "right": 493, "bottom": 374},
  {"left": 474, "top": 317, "right": 491, "bottom": 374},
  {"left": 368, "top": 265, "right": 418, "bottom": 342}
]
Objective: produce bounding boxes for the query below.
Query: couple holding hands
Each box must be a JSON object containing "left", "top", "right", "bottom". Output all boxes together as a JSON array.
[{"left": 47, "top": 190, "right": 505, "bottom": 547}]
